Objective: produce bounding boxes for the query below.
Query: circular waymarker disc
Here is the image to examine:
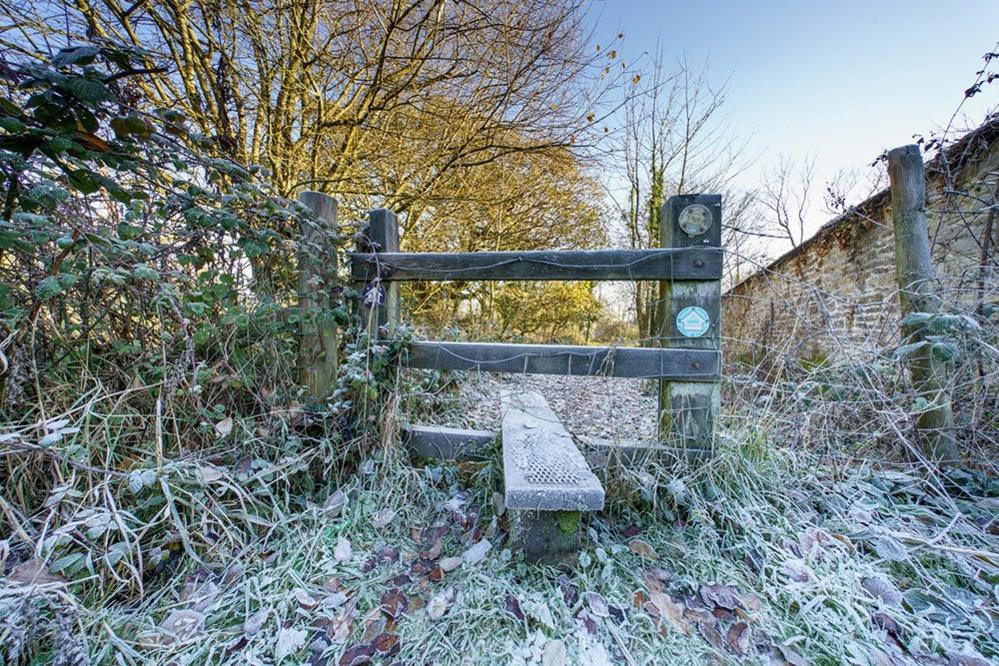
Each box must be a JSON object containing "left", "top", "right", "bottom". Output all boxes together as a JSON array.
[
  {"left": 675, "top": 305, "right": 711, "bottom": 338},
  {"left": 678, "top": 203, "right": 713, "bottom": 237}
]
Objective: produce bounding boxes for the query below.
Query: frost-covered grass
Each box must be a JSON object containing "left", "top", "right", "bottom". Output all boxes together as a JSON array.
[{"left": 7, "top": 417, "right": 994, "bottom": 665}]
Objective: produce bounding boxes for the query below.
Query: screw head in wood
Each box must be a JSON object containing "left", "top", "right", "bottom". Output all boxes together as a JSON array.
[{"left": 694, "top": 259, "right": 705, "bottom": 268}]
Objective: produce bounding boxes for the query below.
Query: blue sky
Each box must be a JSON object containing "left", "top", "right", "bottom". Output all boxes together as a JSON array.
[{"left": 590, "top": 0, "right": 999, "bottom": 235}]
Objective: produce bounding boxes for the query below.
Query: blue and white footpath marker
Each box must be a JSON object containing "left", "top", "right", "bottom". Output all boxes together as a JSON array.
[{"left": 676, "top": 306, "right": 711, "bottom": 338}]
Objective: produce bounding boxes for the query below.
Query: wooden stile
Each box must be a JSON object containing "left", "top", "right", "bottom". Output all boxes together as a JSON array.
[{"left": 348, "top": 195, "right": 724, "bottom": 462}]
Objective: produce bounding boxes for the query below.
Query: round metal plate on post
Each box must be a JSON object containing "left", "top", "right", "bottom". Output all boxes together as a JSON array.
[
  {"left": 678, "top": 203, "right": 713, "bottom": 237},
  {"left": 675, "top": 305, "right": 711, "bottom": 338}
]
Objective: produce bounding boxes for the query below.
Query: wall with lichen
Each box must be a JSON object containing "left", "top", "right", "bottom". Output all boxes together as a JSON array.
[{"left": 723, "top": 124, "right": 999, "bottom": 366}]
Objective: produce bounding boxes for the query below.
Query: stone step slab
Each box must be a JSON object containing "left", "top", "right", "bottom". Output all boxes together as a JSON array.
[{"left": 500, "top": 390, "right": 604, "bottom": 512}]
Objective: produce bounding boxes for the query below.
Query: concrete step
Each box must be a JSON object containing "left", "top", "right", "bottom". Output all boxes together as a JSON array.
[
  {"left": 403, "top": 424, "right": 496, "bottom": 462},
  {"left": 500, "top": 390, "right": 604, "bottom": 562}
]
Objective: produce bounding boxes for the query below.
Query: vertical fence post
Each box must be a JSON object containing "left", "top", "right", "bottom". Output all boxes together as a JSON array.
[
  {"left": 297, "top": 191, "right": 339, "bottom": 401},
  {"left": 888, "top": 145, "right": 959, "bottom": 464},
  {"left": 357, "top": 208, "right": 400, "bottom": 339},
  {"left": 656, "top": 194, "right": 722, "bottom": 458}
]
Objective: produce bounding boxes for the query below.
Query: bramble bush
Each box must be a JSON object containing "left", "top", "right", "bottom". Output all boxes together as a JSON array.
[{"left": 0, "top": 40, "right": 410, "bottom": 625}]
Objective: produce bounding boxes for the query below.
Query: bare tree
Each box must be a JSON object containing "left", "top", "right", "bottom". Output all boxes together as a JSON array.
[
  {"left": 607, "top": 48, "right": 746, "bottom": 341},
  {"left": 756, "top": 155, "right": 816, "bottom": 249}
]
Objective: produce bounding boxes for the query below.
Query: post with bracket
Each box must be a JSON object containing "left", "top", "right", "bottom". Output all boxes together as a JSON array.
[
  {"left": 656, "top": 194, "right": 722, "bottom": 459},
  {"left": 297, "top": 191, "right": 339, "bottom": 401},
  {"left": 356, "top": 208, "right": 401, "bottom": 340}
]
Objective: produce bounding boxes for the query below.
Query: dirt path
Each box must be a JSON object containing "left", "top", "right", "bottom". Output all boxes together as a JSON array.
[{"left": 419, "top": 373, "right": 660, "bottom": 441}]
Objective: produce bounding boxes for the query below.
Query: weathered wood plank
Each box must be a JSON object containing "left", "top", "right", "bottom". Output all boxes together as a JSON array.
[
  {"left": 405, "top": 341, "right": 720, "bottom": 379},
  {"left": 403, "top": 424, "right": 496, "bottom": 461},
  {"left": 351, "top": 248, "right": 722, "bottom": 282}
]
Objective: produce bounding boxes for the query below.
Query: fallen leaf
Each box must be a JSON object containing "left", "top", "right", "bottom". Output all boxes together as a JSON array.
[
  {"left": 698, "top": 622, "right": 723, "bottom": 650},
  {"left": 862, "top": 577, "right": 902, "bottom": 607},
  {"left": 462, "top": 538, "right": 491, "bottom": 564},
  {"left": 323, "top": 591, "right": 349, "bottom": 610},
  {"left": 505, "top": 594, "right": 525, "bottom": 621},
  {"left": 872, "top": 535, "right": 908, "bottom": 562},
  {"left": 779, "top": 644, "right": 810, "bottom": 666},
  {"left": 214, "top": 417, "right": 233, "bottom": 437},
  {"left": 583, "top": 591, "right": 610, "bottom": 618},
  {"left": 324, "top": 489, "right": 346, "bottom": 518},
  {"left": 440, "top": 556, "right": 463, "bottom": 572},
  {"left": 783, "top": 558, "right": 813, "bottom": 582},
  {"left": 334, "top": 537, "right": 352, "bottom": 563},
  {"left": 628, "top": 539, "right": 658, "bottom": 560},
  {"left": 222, "top": 563, "right": 244, "bottom": 586},
  {"left": 360, "top": 613, "right": 385, "bottom": 643},
  {"left": 741, "top": 592, "right": 762, "bottom": 612},
  {"left": 180, "top": 579, "right": 220, "bottom": 612},
  {"left": 371, "top": 509, "right": 396, "bottom": 529},
  {"left": 410, "top": 559, "right": 433, "bottom": 576},
  {"left": 542, "top": 639, "right": 567, "bottom": 666},
  {"left": 427, "top": 588, "right": 455, "bottom": 620},
  {"left": 647, "top": 591, "right": 688, "bottom": 634},
  {"left": 700, "top": 584, "right": 741, "bottom": 610},
  {"left": 871, "top": 612, "right": 900, "bottom": 639},
  {"left": 159, "top": 609, "right": 205, "bottom": 645},
  {"left": 339, "top": 642, "right": 374, "bottom": 666},
  {"left": 423, "top": 539, "right": 443, "bottom": 560},
  {"left": 492, "top": 492, "right": 506, "bottom": 517},
  {"left": 199, "top": 465, "right": 224, "bottom": 483},
  {"left": 380, "top": 588, "right": 408, "bottom": 618},
  {"left": 622, "top": 524, "right": 642, "bottom": 537},
  {"left": 641, "top": 569, "right": 664, "bottom": 593},
  {"left": 293, "top": 588, "right": 318, "bottom": 610},
  {"left": 726, "top": 621, "right": 750, "bottom": 655},
  {"left": 372, "top": 632, "right": 400, "bottom": 656},
  {"left": 244, "top": 609, "right": 268, "bottom": 637},
  {"left": 521, "top": 597, "right": 555, "bottom": 630},
  {"left": 275, "top": 626, "right": 308, "bottom": 662},
  {"left": 9, "top": 559, "right": 66, "bottom": 585}
]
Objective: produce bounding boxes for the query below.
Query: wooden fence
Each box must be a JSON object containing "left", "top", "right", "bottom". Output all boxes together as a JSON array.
[{"left": 300, "top": 193, "right": 723, "bottom": 455}]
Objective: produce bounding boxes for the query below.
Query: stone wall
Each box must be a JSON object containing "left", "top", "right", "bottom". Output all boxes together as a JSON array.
[{"left": 723, "top": 119, "right": 999, "bottom": 366}]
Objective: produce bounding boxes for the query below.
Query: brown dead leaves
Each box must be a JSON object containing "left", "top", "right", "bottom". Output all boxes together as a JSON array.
[{"left": 641, "top": 571, "right": 768, "bottom": 660}]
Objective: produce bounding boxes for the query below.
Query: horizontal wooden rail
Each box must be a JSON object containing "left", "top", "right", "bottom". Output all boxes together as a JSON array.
[
  {"left": 405, "top": 341, "right": 720, "bottom": 379},
  {"left": 351, "top": 248, "right": 722, "bottom": 282}
]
